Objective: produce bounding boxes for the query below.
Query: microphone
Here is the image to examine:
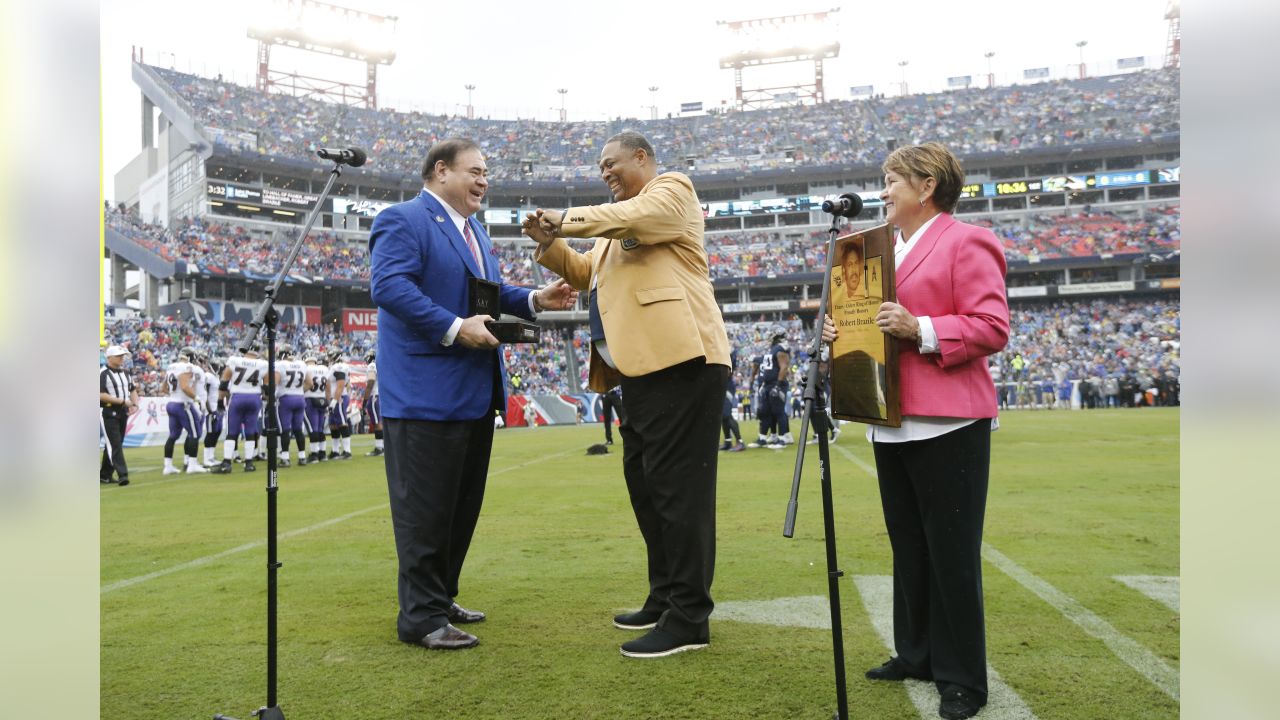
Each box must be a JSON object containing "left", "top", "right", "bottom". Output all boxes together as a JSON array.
[
  {"left": 316, "top": 147, "right": 368, "bottom": 167},
  {"left": 821, "top": 193, "right": 864, "bottom": 218}
]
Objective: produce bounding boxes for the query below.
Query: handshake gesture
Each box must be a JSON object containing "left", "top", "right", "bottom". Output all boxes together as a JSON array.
[{"left": 521, "top": 209, "right": 564, "bottom": 247}]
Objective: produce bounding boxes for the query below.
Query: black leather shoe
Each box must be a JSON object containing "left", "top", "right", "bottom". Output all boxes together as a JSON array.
[
  {"left": 865, "top": 656, "right": 932, "bottom": 681},
  {"left": 117, "top": 477, "right": 130, "bottom": 487},
  {"left": 401, "top": 624, "right": 478, "bottom": 650},
  {"left": 938, "top": 685, "right": 985, "bottom": 720},
  {"left": 620, "top": 626, "right": 708, "bottom": 658},
  {"left": 244, "top": 460, "right": 256, "bottom": 472},
  {"left": 447, "top": 602, "right": 486, "bottom": 624},
  {"left": 100, "top": 477, "right": 116, "bottom": 484},
  {"left": 613, "top": 609, "right": 662, "bottom": 630}
]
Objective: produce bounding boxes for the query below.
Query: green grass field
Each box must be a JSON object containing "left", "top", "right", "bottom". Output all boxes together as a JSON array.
[{"left": 101, "top": 408, "right": 1179, "bottom": 719}]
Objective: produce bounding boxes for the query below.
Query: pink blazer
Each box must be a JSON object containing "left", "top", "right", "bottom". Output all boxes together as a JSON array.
[{"left": 895, "top": 213, "right": 1009, "bottom": 418}]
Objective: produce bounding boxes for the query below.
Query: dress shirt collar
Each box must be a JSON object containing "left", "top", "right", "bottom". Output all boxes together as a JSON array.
[{"left": 422, "top": 187, "right": 470, "bottom": 234}]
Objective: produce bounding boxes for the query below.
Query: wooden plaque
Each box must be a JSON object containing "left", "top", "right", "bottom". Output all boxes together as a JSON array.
[{"left": 828, "top": 224, "right": 901, "bottom": 427}]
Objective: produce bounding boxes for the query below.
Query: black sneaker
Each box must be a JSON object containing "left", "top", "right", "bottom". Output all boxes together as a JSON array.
[
  {"left": 279, "top": 458, "right": 291, "bottom": 468},
  {"left": 297, "top": 455, "right": 309, "bottom": 466},
  {"left": 306, "top": 452, "right": 319, "bottom": 464},
  {"left": 100, "top": 477, "right": 116, "bottom": 485},
  {"left": 613, "top": 609, "right": 662, "bottom": 631},
  {"left": 366, "top": 448, "right": 384, "bottom": 457},
  {"left": 719, "top": 441, "right": 732, "bottom": 451},
  {"left": 938, "top": 685, "right": 986, "bottom": 720},
  {"left": 317, "top": 451, "right": 328, "bottom": 462},
  {"left": 619, "top": 626, "right": 708, "bottom": 658},
  {"left": 865, "top": 656, "right": 932, "bottom": 682},
  {"left": 340, "top": 451, "right": 352, "bottom": 460},
  {"left": 244, "top": 460, "right": 256, "bottom": 472},
  {"left": 211, "top": 460, "right": 233, "bottom": 474}
]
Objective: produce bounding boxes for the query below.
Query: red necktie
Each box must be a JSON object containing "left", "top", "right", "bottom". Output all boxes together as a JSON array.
[{"left": 462, "top": 222, "right": 485, "bottom": 278}]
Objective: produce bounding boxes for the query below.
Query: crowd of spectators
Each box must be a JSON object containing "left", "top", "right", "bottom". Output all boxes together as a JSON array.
[
  {"left": 109, "top": 203, "right": 1179, "bottom": 286},
  {"left": 705, "top": 204, "right": 1180, "bottom": 278},
  {"left": 106, "top": 295, "right": 1179, "bottom": 410},
  {"left": 992, "top": 298, "right": 1180, "bottom": 408},
  {"left": 979, "top": 204, "right": 1180, "bottom": 262},
  {"left": 148, "top": 64, "right": 1178, "bottom": 181}
]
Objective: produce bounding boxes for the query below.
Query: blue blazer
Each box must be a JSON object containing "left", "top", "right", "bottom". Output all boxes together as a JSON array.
[{"left": 369, "top": 190, "right": 535, "bottom": 421}]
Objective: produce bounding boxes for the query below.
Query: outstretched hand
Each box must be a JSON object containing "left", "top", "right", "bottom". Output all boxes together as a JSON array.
[{"left": 535, "top": 278, "right": 579, "bottom": 311}]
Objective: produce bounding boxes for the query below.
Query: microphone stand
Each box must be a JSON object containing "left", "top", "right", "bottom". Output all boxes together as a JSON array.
[
  {"left": 783, "top": 211, "right": 848, "bottom": 720},
  {"left": 214, "top": 160, "right": 347, "bottom": 720}
]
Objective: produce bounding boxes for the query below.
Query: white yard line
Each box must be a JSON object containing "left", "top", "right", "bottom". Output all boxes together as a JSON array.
[
  {"left": 713, "top": 596, "right": 833, "bottom": 630},
  {"left": 982, "top": 545, "right": 1179, "bottom": 701},
  {"left": 1113, "top": 575, "right": 1180, "bottom": 613},
  {"left": 853, "top": 575, "right": 1040, "bottom": 720},
  {"left": 100, "top": 505, "right": 383, "bottom": 594},
  {"left": 101, "top": 448, "right": 573, "bottom": 594}
]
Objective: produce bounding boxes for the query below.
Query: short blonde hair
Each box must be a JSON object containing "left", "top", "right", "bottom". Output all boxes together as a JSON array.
[{"left": 882, "top": 142, "right": 965, "bottom": 213}]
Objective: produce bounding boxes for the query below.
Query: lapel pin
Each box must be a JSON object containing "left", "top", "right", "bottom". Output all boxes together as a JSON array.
[{"left": 435, "top": 215, "right": 445, "bottom": 223}]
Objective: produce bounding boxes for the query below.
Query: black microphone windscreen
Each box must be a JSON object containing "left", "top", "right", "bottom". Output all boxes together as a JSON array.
[
  {"left": 347, "top": 147, "right": 368, "bottom": 167},
  {"left": 839, "top": 193, "right": 864, "bottom": 217}
]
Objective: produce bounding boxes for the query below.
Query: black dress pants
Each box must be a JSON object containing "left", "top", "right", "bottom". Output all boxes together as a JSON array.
[
  {"left": 601, "top": 390, "right": 625, "bottom": 443},
  {"left": 100, "top": 409, "right": 129, "bottom": 481},
  {"left": 383, "top": 415, "right": 494, "bottom": 639},
  {"left": 619, "top": 358, "right": 726, "bottom": 641},
  {"left": 873, "top": 419, "right": 991, "bottom": 700}
]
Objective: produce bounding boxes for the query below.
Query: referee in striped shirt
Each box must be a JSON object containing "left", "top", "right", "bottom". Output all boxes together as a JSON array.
[{"left": 100, "top": 345, "right": 138, "bottom": 486}]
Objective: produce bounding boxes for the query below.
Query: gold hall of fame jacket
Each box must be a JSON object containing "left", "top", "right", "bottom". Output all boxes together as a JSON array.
[{"left": 534, "top": 171, "right": 731, "bottom": 392}]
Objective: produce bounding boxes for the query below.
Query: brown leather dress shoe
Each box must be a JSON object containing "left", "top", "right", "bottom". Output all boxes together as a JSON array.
[
  {"left": 401, "top": 624, "right": 478, "bottom": 650},
  {"left": 447, "top": 602, "right": 486, "bottom": 624}
]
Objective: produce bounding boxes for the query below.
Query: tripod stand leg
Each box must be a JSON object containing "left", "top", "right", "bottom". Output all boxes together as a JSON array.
[{"left": 816, "top": 425, "right": 849, "bottom": 720}]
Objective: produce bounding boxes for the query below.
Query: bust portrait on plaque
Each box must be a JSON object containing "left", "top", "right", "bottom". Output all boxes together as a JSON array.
[{"left": 828, "top": 224, "right": 901, "bottom": 426}]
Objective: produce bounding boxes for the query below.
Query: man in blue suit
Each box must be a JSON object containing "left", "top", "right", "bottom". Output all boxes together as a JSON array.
[{"left": 370, "top": 138, "right": 576, "bottom": 650}]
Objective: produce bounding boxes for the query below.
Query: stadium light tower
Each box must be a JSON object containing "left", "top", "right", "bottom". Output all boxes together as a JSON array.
[
  {"left": 716, "top": 9, "right": 841, "bottom": 110},
  {"left": 247, "top": 0, "right": 397, "bottom": 109},
  {"left": 1163, "top": 0, "right": 1181, "bottom": 68},
  {"left": 984, "top": 51, "right": 996, "bottom": 89},
  {"left": 557, "top": 88, "right": 568, "bottom": 122},
  {"left": 465, "top": 83, "right": 476, "bottom": 119},
  {"left": 1076, "top": 40, "right": 1088, "bottom": 79},
  {"left": 648, "top": 85, "right": 659, "bottom": 120},
  {"left": 898, "top": 60, "right": 909, "bottom": 96}
]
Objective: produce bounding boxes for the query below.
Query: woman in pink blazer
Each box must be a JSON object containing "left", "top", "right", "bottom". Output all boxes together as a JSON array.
[{"left": 825, "top": 142, "right": 1009, "bottom": 720}]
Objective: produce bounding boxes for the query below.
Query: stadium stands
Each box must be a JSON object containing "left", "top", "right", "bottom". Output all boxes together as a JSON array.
[
  {"left": 108, "top": 204, "right": 1180, "bottom": 285},
  {"left": 147, "top": 65, "right": 1179, "bottom": 180}
]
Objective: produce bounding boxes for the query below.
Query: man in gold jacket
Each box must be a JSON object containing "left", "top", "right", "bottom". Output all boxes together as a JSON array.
[{"left": 524, "top": 130, "right": 730, "bottom": 658}]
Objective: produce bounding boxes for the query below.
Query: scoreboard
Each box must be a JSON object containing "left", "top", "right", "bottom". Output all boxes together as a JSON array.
[{"left": 959, "top": 167, "right": 1177, "bottom": 199}]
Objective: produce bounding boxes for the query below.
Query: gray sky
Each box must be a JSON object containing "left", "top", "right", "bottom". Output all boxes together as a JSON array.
[{"left": 101, "top": 0, "right": 1174, "bottom": 201}]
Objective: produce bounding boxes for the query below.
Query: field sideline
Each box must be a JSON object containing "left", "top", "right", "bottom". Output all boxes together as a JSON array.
[{"left": 101, "top": 408, "right": 1179, "bottom": 719}]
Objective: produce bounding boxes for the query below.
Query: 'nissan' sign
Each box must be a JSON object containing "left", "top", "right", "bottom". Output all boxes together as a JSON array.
[{"left": 343, "top": 308, "right": 378, "bottom": 332}]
